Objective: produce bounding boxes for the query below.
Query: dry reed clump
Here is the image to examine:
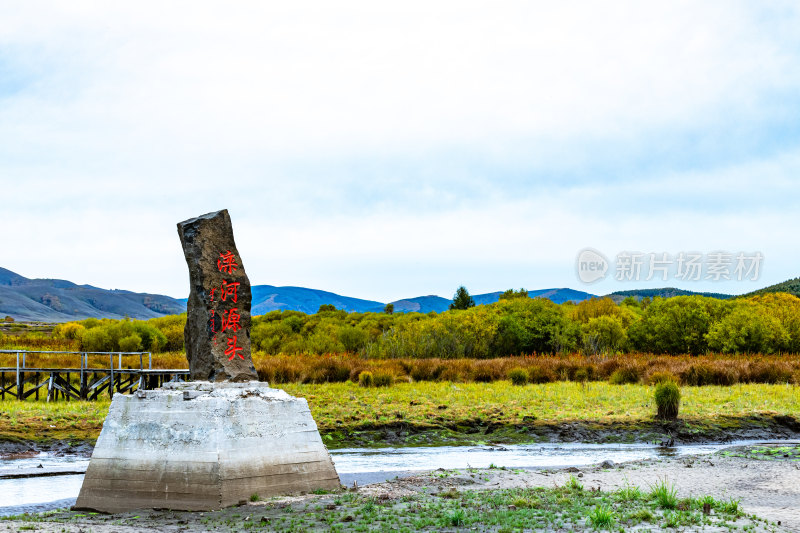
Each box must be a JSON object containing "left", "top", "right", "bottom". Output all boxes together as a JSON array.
[
  {"left": 5, "top": 348, "right": 800, "bottom": 387},
  {"left": 225, "top": 352, "right": 800, "bottom": 386}
]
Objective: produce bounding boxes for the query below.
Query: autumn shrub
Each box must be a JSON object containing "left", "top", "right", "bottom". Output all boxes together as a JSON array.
[
  {"left": 609, "top": 367, "right": 640, "bottom": 385},
  {"left": 646, "top": 371, "right": 679, "bottom": 386},
  {"left": 358, "top": 371, "right": 374, "bottom": 387},
  {"left": 654, "top": 380, "right": 681, "bottom": 420},
  {"left": 748, "top": 361, "right": 793, "bottom": 384},
  {"left": 372, "top": 372, "right": 394, "bottom": 387},
  {"left": 508, "top": 367, "right": 528, "bottom": 386},
  {"left": 473, "top": 360, "right": 503, "bottom": 382},
  {"left": 409, "top": 359, "right": 447, "bottom": 381},
  {"left": 682, "top": 364, "right": 715, "bottom": 386},
  {"left": 527, "top": 365, "right": 556, "bottom": 384},
  {"left": 305, "top": 356, "right": 351, "bottom": 383}
]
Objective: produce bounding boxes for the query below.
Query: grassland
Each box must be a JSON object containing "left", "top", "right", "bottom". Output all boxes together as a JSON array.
[
  {"left": 2, "top": 382, "right": 797, "bottom": 448},
  {"left": 0, "top": 399, "right": 109, "bottom": 444}
]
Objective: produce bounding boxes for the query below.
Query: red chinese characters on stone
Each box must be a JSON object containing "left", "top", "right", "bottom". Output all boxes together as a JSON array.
[
  {"left": 225, "top": 336, "right": 244, "bottom": 360},
  {"left": 217, "top": 250, "right": 238, "bottom": 274},
  {"left": 211, "top": 249, "right": 246, "bottom": 363},
  {"left": 221, "top": 308, "right": 241, "bottom": 333},
  {"left": 209, "top": 280, "right": 240, "bottom": 304}
]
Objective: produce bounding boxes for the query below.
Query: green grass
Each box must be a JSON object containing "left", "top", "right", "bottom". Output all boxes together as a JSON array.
[
  {"left": 588, "top": 504, "right": 615, "bottom": 529},
  {"left": 283, "top": 381, "right": 799, "bottom": 427},
  {"left": 1, "top": 480, "right": 773, "bottom": 532},
  {"left": 0, "top": 398, "right": 109, "bottom": 442},
  {"left": 721, "top": 444, "right": 800, "bottom": 461},
  {"left": 1, "top": 381, "right": 798, "bottom": 446},
  {"left": 649, "top": 478, "right": 678, "bottom": 509}
]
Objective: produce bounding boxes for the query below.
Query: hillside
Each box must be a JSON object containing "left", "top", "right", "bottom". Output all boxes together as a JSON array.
[
  {"left": 382, "top": 288, "right": 597, "bottom": 314},
  {"left": 740, "top": 277, "right": 800, "bottom": 298},
  {"left": 13, "top": 265, "right": 789, "bottom": 322},
  {"left": 605, "top": 287, "right": 733, "bottom": 303},
  {"left": 251, "top": 285, "right": 383, "bottom": 315},
  {"left": 0, "top": 267, "right": 185, "bottom": 322}
]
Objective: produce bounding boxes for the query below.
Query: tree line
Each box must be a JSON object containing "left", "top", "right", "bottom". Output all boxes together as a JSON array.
[{"left": 44, "top": 289, "right": 800, "bottom": 357}]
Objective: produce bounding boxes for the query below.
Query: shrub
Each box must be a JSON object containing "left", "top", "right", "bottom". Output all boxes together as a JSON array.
[
  {"left": 749, "top": 361, "right": 793, "bottom": 384},
  {"left": 654, "top": 380, "right": 681, "bottom": 420},
  {"left": 508, "top": 367, "right": 528, "bottom": 386},
  {"left": 372, "top": 372, "right": 394, "bottom": 387},
  {"left": 647, "top": 371, "right": 678, "bottom": 386},
  {"left": 682, "top": 364, "right": 714, "bottom": 386},
  {"left": 410, "top": 360, "right": 446, "bottom": 382},
  {"left": 358, "top": 371, "right": 374, "bottom": 387},
  {"left": 527, "top": 365, "right": 556, "bottom": 384},
  {"left": 573, "top": 367, "right": 591, "bottom": 382},
  {"left": 473, "top": 361, "right": 502, "bottom": 383},
  {"left": 118, "top": 333, "right": 142, "bottom": 352},
  {"left": 609, "top": 367, "right": 640, "bottom": 385}
]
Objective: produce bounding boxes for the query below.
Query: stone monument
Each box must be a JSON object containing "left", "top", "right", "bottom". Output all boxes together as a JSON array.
[{"left": 75, "top": 209, "right": 340, "bottom": 513}]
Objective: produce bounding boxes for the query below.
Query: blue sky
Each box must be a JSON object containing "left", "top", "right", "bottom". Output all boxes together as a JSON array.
[{"left": 2, "top": 1, "right": 800, "bottom": 302}]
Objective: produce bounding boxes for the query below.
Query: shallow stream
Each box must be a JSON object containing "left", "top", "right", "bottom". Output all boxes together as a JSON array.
[{"left": 0, "top": 440, "right": 785, "bottom": 516}]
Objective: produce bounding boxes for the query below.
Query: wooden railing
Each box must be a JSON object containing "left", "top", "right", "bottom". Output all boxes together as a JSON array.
[{"left": 0, "top": 350, "right": 189, "bottom": 401}]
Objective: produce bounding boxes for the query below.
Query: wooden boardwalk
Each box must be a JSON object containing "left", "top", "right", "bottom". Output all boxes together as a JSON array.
[{"left": 0, "top": 350, "right": 189, "bottom": 401}]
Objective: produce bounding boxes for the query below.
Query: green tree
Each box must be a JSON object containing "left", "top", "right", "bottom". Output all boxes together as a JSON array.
[
  {"left": 581, "top": 315, "right": 627, "bottom": 354},
  {"left": 384, "top": 303, "right": 394, "bottom": 314},
  {"left": 706, "top": 304, "right": 789, "bottom": 354},
  {"left": 119, "top": 333, "right": 143, "bottom": 352},
  {"left": 628, "top": 296, "right": 724, "bottom": 354},
  {"left": 449, "top": 286, "right": 475, "bottom": 310},
  {"left": 317, "top": 304, "right": 337, "bottom": 313},
  {"left": 499, "top": 288, "right": 528, "bottom": 301}
]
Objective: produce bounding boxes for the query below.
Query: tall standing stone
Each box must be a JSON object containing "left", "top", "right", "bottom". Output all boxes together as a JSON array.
[
  {"left": 74, "top": 210, "right": 340, "bottom": 513},
  {"left": 177, "top": 209, "right": 257, "bottom": 382}
]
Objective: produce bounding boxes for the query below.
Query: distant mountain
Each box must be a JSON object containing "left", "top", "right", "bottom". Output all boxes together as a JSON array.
[
  {"left": 527, "top": 288, "right": 598, "bottom": 304},
  {"left": 251, "top": 285, "right": 383, "bottom": 315},
  {"left": 0, "top": 267, "right": 185, "bottom": 322},
  {"left": 605, "top": 287, "right": 733, "bottom": 303},
  {"left": 740, "top": 277, "right": 800, "bottom": 298},
  {"left": 380, "top": 295, "right": 452, "bottom": 314},
  {"left": 14, "top": 265, "right": 786, "bottom": 323},
  {"left": 380, "top": 288, "right": 597, "bottom": 314}
]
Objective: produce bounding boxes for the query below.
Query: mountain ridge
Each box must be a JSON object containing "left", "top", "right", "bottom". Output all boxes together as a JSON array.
[
  {"left": 0, "top": 267, "right": 598, "bottom": 321},
  {"left": 7, "top": 266, "right": 795, "bottom": 323}
]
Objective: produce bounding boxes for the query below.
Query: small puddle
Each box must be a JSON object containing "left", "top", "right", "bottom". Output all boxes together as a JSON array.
[{"left": 0, "top": 440, "right": 790, "bottom": 516}]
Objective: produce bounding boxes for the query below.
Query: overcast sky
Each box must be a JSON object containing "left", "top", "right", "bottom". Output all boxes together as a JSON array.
[{"left": 2, "top": 1, "right": 799, "bottom": 302}]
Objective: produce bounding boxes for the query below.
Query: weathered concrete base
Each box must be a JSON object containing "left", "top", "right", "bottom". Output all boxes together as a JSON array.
[{"left": 75, "top": 382, "right": 340, "bottom": 513}]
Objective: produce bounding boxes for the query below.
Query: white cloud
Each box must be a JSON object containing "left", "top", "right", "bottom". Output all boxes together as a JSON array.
[{"left": 1, "top": 1, "right": 799, "bottom": 301}]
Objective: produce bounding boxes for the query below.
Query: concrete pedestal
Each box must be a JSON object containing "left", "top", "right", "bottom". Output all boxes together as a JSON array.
[{"left": 75, "top": 382, "right": 340, "bottom": 513}]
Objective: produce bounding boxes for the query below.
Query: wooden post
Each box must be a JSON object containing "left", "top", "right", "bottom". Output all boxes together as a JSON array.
[
  {"left": 16, "top": 352, "right": 23, "bottom": 400},
  {"left": 80, "top": 353, "right": 87, "bottom": 400}
]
